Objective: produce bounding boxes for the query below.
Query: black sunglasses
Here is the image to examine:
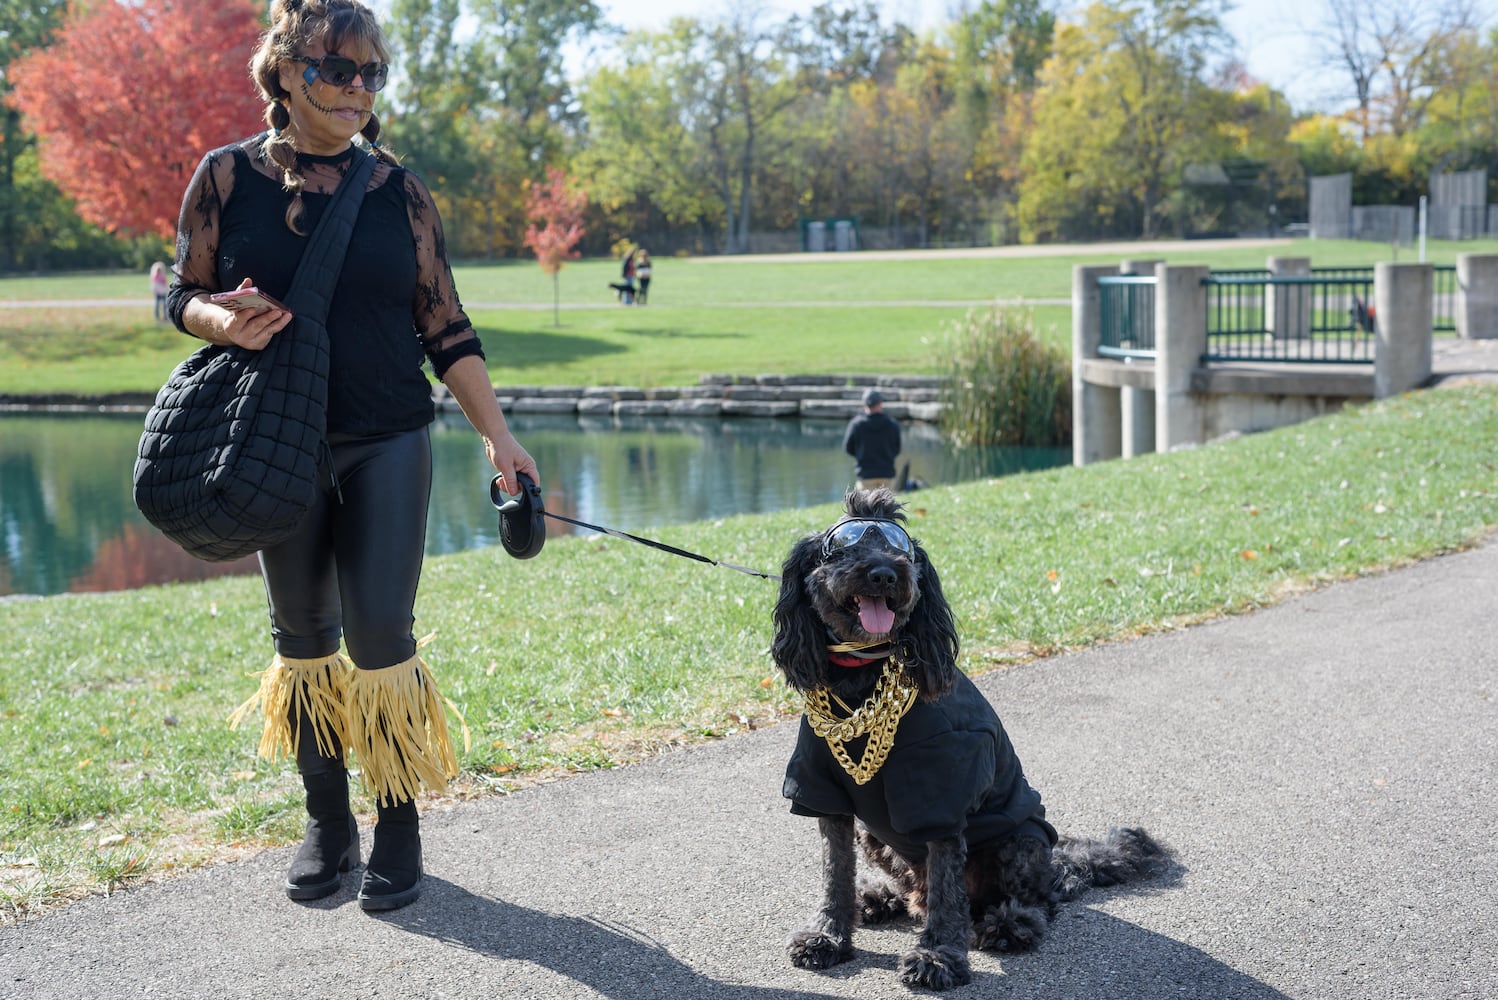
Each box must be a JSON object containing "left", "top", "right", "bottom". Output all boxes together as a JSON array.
[
  {"left": 296, "top": 54, "right": 389, "bottom": 93},
  {"left": 821, "top": 518, "right": 914, "bottom": 559}
]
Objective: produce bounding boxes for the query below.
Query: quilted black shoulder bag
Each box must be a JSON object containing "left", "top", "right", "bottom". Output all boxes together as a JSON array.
[{"left": 133, "top": 148, "right": 377, "bottom": 562}]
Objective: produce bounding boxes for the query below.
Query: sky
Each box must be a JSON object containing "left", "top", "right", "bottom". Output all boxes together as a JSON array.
[{"left": 586, "top": 0, "right": 1498, "bottom": 116}]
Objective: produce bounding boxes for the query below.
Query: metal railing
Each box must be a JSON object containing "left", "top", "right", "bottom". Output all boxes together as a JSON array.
[
  {"left": 1433, "top": 265, "right": 1456, "bottom": 332},
  {"left": 1097, "top": 275, "right": 1157, "bottom": 358},
  {"left": 1202, "top": 275, "right": 1375, "bottom": 363},
  {"left": 1310, "top": 265, "right": 1456, "bottom": 332},
  {"left": 1096, "top": 265, "right": 1456, "bottom": 366}
]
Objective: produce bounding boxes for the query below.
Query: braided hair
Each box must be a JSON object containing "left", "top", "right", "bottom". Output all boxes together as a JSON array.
[{"left": 249, "top": 0, "right": 399, "bottom": 234}]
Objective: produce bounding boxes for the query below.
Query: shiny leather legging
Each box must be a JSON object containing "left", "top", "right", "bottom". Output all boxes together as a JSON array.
[{"left": 258, "top": 427, "right": 432, "bottom": 669}]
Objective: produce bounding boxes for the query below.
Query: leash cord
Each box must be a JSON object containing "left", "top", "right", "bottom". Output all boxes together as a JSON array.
[{"left": 540, "top": 510, "right": 781, "bottom": 581}]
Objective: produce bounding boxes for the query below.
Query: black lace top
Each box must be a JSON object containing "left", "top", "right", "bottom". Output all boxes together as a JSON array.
[{"left": 167, "top": 133, "right": 485, "bottom": 435}]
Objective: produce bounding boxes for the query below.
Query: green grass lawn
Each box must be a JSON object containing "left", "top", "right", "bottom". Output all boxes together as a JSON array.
[
  {"left": 2, "top": 383, "right": 1496, "bottom": 920},
  {"left": 3, "top": 237, "right": 1492, "bottom": 395}
]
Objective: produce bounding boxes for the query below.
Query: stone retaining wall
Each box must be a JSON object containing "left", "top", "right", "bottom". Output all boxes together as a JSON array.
[
  {"left": 0, "top": 374, "right": 951, "bottom": 422},
  {"left": 438, "top": 373, "right": 948, "bottom": 422}
]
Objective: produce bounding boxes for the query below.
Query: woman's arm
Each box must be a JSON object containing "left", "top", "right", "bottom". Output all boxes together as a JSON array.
[
  {"left": 440, "top": 354, "right": 538, "bottom": 493},
  {"left": 170, "top": 149, "right": 291, "bottom": 350},
  {"left": 180, "top": 280, "right": 292, "bottom": 349}
]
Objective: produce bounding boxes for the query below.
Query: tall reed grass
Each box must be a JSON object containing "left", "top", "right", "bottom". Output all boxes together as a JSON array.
[{"left": 938, "top": 307, "right": 1072, "bottom": 447}]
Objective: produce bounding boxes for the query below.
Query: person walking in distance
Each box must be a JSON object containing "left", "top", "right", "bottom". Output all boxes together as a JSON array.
[
  {"left": 843, "top": 388, "right": 901, "bottom": 490},
  {"left": 149, "top": 262, "right": 170, "bottom": 322},
  {"left": 634, "top": 248, "right": 652, "bottom": 304},
  {"left": 167, "top": 0, "right": 538, "bottom": 912}
]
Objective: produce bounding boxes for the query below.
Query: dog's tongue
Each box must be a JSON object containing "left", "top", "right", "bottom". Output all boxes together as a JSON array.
[{"left": 856, "top": 595, "right": 895, "bottom": 636}]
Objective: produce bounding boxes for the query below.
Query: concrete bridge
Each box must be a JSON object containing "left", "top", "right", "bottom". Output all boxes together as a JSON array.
[{"left": 1072, "top": 253, "right": 1498, "bottom": 466}]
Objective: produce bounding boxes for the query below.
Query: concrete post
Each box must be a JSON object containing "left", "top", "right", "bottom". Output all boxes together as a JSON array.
[
  {"left": 1072, "top": 264, "right": 1122, "bottom": 466},
  {"left": 1118, "top": 259, "right": 1160, "bottom": 458},
  {"left": 1120, "top": 259, "right": 1163, "bottom": 277},
  {"left": 1373, "top": 262, "right": 1433, "bottom": 398},
  {"left": 1456, "top": 253, "right": 1498, "bottom": 340},
  {"left": 1267, "top": 256, "right": 1311, "bottom": 340},
  {"left": 1155, "top": 264, "right": 1210, "bottom": 452}
]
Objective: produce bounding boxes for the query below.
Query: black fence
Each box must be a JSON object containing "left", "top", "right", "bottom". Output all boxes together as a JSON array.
[{"left": 1097, "top": 265, "right": 1457, "bottom": 365}]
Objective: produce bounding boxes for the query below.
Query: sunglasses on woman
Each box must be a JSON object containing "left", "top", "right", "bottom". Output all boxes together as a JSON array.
[
  {"left": 296, "top": 54, "right": 389, "bottom": 93},
  {"left": 821, "top": 518, "right": 915, "bottom": 559}
]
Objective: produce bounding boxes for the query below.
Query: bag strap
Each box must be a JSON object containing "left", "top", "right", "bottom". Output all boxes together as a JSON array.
[{"left": 279, "top": 146, "right": 378, "bottom": 323}]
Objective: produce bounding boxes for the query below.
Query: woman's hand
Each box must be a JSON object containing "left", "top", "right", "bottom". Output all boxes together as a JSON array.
[
  {"left": 486, "top": 430, "right": 540, "bottom": 499},
  {"left": 187, "top": 278, "right": 293, "bottom": 349},
  {"left": 438, "top": 355, "right": 541, "bottom": 495}
]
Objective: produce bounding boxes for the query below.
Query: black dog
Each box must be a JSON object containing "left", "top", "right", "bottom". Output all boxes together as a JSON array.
[{"left": 771, "top": 489, "right": 1170, "bottom": 990}]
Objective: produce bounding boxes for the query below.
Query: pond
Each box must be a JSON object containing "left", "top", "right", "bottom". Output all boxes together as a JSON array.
[{"left": 0, "top": 410, "right": 1069, "bottom": 597}]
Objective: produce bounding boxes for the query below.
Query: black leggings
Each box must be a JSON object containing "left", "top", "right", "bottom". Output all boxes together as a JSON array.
[{"left": 258, "top": 427, "right": 432, "bottom": 668}]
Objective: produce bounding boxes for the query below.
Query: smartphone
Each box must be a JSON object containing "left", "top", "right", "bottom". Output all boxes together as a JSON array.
[{"left": 209, "top": 287, "right": 288, "bottom": 313}]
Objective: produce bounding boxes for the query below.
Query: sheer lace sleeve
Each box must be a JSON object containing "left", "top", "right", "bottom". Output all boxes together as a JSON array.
[
  {"left": 167, "top": 147, "right": 238, "bottom": 334},
  {"left": 401, "top": 167, "right": 485, "bottom": 379}
]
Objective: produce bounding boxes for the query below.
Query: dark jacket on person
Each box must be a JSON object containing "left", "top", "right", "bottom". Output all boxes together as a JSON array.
[
  {"left": 843, "top": 410, "right": 901, "bottom": 480},
  {"left": 783, "top": 670, "right": 1057, "bottom": 863}
]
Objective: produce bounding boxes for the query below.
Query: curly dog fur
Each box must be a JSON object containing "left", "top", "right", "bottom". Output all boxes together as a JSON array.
[{"left": 772, "top": 489, "right": 1171, "bottom": 990}]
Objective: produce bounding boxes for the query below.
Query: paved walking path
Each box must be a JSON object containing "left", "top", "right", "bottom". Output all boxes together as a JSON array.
[{"left": 3, "top": 533, "right": 1495, "bottom": 999}]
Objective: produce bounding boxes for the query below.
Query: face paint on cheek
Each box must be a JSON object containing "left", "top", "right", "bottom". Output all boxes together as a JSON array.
[{"left": 299, "top": 81, "right": 340, "bottom": 115}]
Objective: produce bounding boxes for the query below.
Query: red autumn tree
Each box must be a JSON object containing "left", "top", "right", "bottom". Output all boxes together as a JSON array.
[
  {"left": 523, "top": 166, "right": 587, "bottom": 327},
  {"left": 7, "top": 0, "right": 267, "bottom": 240}
]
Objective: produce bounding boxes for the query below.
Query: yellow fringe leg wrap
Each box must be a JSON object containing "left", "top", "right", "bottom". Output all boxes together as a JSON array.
[
  {"left": 346, "top": 646, "right": 471, "bottom": 806},
  {"left": 226, "top": 653, "right": 353, "bottom": 764}
]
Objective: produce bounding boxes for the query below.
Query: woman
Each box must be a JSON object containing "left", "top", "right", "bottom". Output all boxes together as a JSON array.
[
  {"left": 634, "top": 248, "right": 652, "bottom": 305},
  {"left": 167, "top": 0, "right": 538, "bottom": 912},
  {"left": 148, "top": 262, "right": 169, "bottom": 322}
]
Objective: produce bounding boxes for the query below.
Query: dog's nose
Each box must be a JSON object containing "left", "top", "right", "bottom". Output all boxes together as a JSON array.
[{"left": 867, "top": 565, "right": 897, "bottom": 588}]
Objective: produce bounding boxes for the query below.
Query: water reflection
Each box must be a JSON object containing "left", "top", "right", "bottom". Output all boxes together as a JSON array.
[{"left": 0, "top": 410, "right": 1067, "bottom": 597}]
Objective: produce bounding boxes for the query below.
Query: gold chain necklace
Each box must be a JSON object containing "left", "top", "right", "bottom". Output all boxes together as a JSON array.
[{"left": 804, "top": 657, "right": 918, "bottom": 785}]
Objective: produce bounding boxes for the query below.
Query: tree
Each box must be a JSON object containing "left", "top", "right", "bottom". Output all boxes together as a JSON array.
[
  {"left": 8, "top": 0, "right": 266, "bottom": 240},
  {"left": 1018, "top": 0, "right": 1230, "bottom": 241},
  {"left": 471, "top": 0, "right": 605, "bottom": 166},
  {"left": 1320, "top": 0, "right": 1478, "bottom": 140},
  {"left": 523, "top": 166, "right": 587, "bottom": 326},
  {"left": 0, "top": 0, "right": 67, "bottom": 269}
]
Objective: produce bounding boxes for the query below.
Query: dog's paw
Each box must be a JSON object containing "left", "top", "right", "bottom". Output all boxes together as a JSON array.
[
  {"left": 898, "top": 945, "right": 971, "bottom": 991},
  {"left": 856, "top": 878, "right": 909, "bottom": 925},
  {"left": 787, "top": 927, "right": 853, "bottom": 970},
  {"left": 972, "top": 900, "right": 1050, "bottom": 953}
]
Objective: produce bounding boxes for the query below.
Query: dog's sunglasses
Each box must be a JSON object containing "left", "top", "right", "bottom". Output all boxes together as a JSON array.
[
  {"left": 296, "top": 54, "right": 389, "bottom": 93},
  {"left": 821, "top": 518, "right": 914, "bottom": 558}
]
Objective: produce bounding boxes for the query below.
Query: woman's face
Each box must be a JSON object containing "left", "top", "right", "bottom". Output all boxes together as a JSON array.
[{"left": 277, "top": 37, "right": 379, "bottom": 155}]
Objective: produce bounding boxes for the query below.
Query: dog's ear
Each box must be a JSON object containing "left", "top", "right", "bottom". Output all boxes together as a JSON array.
[
  {"left": 772, "top": 534, "right": 827, "bottom": 692},
  {"left": 900, "top": 542, "right": 960, "bottom": 699}
]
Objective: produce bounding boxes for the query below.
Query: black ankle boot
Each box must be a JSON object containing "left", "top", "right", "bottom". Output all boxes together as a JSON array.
[
  {"left": 286, "top": 769, "right": 359, "bottom": 900},
  {"left": 358, "top": 796, "right": 422, "bottom": 911}
]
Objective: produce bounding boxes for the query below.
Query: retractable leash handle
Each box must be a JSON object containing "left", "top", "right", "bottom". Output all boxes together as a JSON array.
[
  {"left": 487, "top": 474, "right": 779, "bottom": 580},
  {"left": 490, "top": 472, "right": 546, "bottom": 559}
]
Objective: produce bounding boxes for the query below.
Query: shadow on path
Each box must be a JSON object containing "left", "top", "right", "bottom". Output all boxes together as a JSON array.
[{"left": 377, "top": 876, "right": 1287, "bottom": 1000}]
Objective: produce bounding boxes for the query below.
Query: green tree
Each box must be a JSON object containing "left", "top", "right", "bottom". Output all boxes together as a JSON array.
[
  {"left": 578, "top": 13, "right": 812, "bottom": 254},
  {"left": 1018, "top": 0, "right": 1230, "bottom": 241},
  {"left": 471, "top": 0, "right": 604, "bottom": 166},
  {"left": 383, "top": 0, "right": 603, "bottom": 257},
  {"left": 575, "top": 26, "right": 724, "bottom": 248},
  {"left": 0, "top": 0, "right": 66, "bottom": 270}
]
